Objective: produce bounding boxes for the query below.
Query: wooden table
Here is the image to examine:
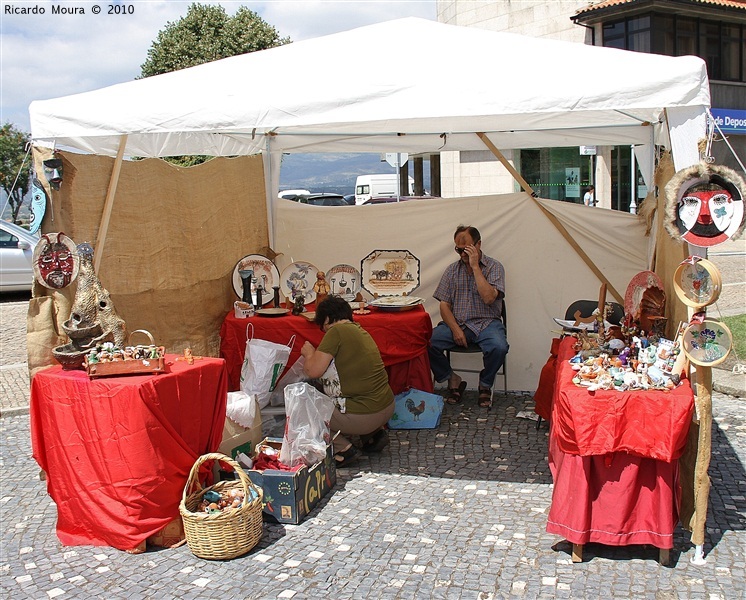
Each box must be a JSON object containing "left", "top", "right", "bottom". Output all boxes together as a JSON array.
[
  {"left": 219, "top": 305, "right": 434, "bottom": 395},
  {"left": 540, "top": 337, "right": 694, "bottom": 563},
  {"left": 30, "top": 355, "right": 228, "bottom": 551}
]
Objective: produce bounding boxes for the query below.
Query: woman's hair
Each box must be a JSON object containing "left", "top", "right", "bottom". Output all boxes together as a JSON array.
[{"left": 314, "top": 295, "right": 353, "bottom": 327}]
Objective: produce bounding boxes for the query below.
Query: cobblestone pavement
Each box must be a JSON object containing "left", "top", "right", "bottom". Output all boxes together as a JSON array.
[
  {"left": 1, "top": 389, "right": 745, "bottom": 600},
  {"left": 1, "top": 237, "right": 744, "bottom": 600},
  {"left": 0, "top": 295, "right": 30, "bottom": 415}
]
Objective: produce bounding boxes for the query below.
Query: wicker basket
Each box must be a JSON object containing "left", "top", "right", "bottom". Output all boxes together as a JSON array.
[{"left": 179, "top": 452, "right": 263, "bottom": 560}]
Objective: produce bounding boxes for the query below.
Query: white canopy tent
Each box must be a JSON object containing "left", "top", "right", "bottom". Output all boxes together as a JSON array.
[
  {"left": 28, "top": 17, "right": 711, "bottom": 392},
  {"left": 31, "top": 16, "right": 709, "bottom": 172},
  {"left": 28, "top": 18, "right": 715, "bottom": 555}
]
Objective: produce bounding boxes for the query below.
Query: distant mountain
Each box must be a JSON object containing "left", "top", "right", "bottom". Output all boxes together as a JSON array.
[{"left": 279, "top": 153, "right": 431, "bottom": 195}]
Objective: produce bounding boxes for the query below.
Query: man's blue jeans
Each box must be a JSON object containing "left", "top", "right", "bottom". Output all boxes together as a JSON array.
[{"left": 429, "top": 320, "right": 509, "bottom": 389}]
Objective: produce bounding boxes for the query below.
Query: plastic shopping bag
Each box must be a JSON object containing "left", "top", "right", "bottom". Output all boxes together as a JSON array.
[
  {"left": 269, "top": 356, "right": 309, "bottom": 407},
  {"left": 240, "top": 323, "right": 295, "bottom": 409},
  {"left": 318, "top": 360, "right": 342, "bottom": 400},
  {"left": 279, "top": 382, "right": 335, "bottom": 467}
]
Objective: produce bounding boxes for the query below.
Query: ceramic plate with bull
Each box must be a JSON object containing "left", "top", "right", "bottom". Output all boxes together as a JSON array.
[{"left": 361, "top": 249, "right": 420, "bottom": 297}]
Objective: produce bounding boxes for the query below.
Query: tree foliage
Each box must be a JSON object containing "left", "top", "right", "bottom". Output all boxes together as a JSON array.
[
  {"left": 140, "top": 3, "right": 290, "bottom": 78},
  {"left": 139, "top": 3, "right": 290, "bottom": 166},
  {"left": 0, "top": 123, "right": 31, "bottom": 224}
]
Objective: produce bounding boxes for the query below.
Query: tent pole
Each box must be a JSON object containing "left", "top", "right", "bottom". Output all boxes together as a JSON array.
[
  {"left": 94, "top": 135, "right": 128, "bottom": 274},
  {"left": 476, "top": 132, "right": 622, "bottom": 302},
  {"left": 531, "top": 200, "right": 624, "bottom": 304},
  {"left": 476, "top": 132, "right": 535, "bottom": 196}
]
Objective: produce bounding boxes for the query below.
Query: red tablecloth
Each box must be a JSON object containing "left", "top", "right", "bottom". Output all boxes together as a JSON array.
[
  {"left": 30, "top": 355, "right": 228, "bottom": 551},
  {"left": 532, "top": 337, "right": 561, "bottom": 422},
  {"left": 219, "top": 305, "right": 434, "bottom": 395},
  {"left": 544, "top": 337, "right": 695, "bottom": 550},
  {"left": 552, "top": 337, "right": 693, "bottom": 462}
]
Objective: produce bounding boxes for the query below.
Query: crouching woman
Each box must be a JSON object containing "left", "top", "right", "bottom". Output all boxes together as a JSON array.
[{"left": 301, "top": 296, "right": 394, "bottom": 467}]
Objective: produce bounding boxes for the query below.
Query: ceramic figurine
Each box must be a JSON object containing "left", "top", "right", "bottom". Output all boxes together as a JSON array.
[
  {"left": 292, "top": 294, "right": 305, "bottom": 315},
  {"left": 313, "top": 271, "right": 331, "bottom": 298}
]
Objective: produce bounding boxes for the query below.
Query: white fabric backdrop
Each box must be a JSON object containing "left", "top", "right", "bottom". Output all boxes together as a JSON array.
[{"left": 273, "top": 193, "right": 648, "bottom": 391}]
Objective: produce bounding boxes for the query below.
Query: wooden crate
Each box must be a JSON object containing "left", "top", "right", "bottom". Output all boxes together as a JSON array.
[{"left": 86, "top": 356, "right": 165, "bottom": 378}]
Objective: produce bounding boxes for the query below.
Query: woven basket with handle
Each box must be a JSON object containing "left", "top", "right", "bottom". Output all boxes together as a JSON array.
[{"left": 179, "top": 452, "right": 263, "bottom": 560}]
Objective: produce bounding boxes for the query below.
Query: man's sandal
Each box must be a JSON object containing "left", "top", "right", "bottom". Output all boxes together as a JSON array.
[
  {"left": 445, "top": 381, "right": 467, "bottom": 405},
  {"left": 478, "top": 388, "right": 493, "bottom": 408}
]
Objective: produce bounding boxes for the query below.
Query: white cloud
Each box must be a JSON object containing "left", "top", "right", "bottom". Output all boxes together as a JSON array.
[{"left": 0, "top": 0, "right": 435, "bottom": 132}]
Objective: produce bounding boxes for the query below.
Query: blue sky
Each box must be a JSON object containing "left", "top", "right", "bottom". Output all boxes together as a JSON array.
[{"left": 1, "top": 1, "right": 435, "bottom": 133}]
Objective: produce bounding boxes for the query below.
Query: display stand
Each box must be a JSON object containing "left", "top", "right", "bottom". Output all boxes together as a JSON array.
[{"left": 542, "top": 338, "right": 695, "bottom": 563}]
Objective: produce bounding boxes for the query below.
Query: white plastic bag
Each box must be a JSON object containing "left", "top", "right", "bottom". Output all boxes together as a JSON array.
[
  {"left": 319, "top": 360, "right": 342, "bottom": 399},
  {"left": 280, "top": 382, "right": 335, "bottom": 467},
  {"left": 240, "top": 323, "right": 295, "bottom": 409},
  {"left": 269, "top": 356, "right": 308, "bottom": 407},
  {"left": 225, "top": 391, "right": 259, "bottom": 429}
]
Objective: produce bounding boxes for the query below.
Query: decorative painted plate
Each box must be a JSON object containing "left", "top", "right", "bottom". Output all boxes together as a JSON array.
[
  {"left": 326, "top": 264, "right": 362, "bottom": 301},
  {"left": 673, "top": 257, "right": 722, "bottom": 309},
  {"left": 682, "top": 319, "right": 732, "bottom": 367},
  {"left": 231, "top": 254, "right": 280, "bottom": 307},
  {"left": 368, "top": 296, "right": 423, "bottom": 312},
  {"left": 624, "top": 270, "right": 664, "bottom": 318},
  {"left": 280, "top": 261, "right": 319, "bottom": 305},
  {"left": 360, "top": 249, "right": 420, "bottom": 297},
  {"left": 256, "top": 308, "right": 290, "bottom": 318}
]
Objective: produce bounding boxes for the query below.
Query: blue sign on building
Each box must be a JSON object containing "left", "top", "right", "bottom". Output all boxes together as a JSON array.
[{"left": 710, "top": 108, "right": 746, "bottom": 135}]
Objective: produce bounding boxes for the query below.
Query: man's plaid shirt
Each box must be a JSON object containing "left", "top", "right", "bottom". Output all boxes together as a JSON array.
[{"left": 433, "top": 254, "right": 505, "bottom": 336}]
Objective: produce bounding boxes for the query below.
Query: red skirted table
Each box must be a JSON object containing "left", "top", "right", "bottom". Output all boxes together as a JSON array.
[
  {"left": 30, "top": 355, "right": 228, "bottom": 552},
  {"left": 220, "top": 305, "right": 434, "bottom": 395},
  {"left": 542, "top": 337, "right": 694, "bottom": 561}
]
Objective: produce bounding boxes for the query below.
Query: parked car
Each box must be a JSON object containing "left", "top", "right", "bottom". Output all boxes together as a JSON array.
[
  {"left": 297, "top": 193, "right": 351, "bottom": 207},
  {"left": 362, "top": 195, "right": 434, "bottom": 205},
  {"left": 343, "top": 194, "right": 356, "bottom": 205},
  {"left": 278, "top": 189, "right": 311, "bottom": 201},
  {"left": 0, "top": 220, "right": 39, "bottom": 293}
]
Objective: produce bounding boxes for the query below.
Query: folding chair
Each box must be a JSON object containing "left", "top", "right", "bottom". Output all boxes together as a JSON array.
[{"left": 445, "top": 300, "right": 508, "bottom": 398}]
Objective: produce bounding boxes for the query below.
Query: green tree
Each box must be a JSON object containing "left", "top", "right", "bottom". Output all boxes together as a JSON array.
[
  {"left": 140, "top": 3, "right": 290, "bottom": 77},
  {"left": 139, "top": 3, "right": 290, "bottom": 166},
  {"left": 0, "top": 123, "right": 31, "bottom": 224}
]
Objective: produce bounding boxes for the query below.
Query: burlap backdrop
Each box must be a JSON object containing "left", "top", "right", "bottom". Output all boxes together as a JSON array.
[{"left": 28, "top": 149, "right": 267, "bottom": 377}]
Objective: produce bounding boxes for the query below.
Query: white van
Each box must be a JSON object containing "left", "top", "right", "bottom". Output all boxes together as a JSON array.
[{"left": 354, "top": 174, "right": 414, "bottom": 205}]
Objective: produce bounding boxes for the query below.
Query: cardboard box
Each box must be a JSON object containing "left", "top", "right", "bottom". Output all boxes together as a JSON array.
[
  {"left": 246, "top": 437, "right": 336, "bottom": 524},
  {"left": 388, "top": 388, "right": 444, "bottom": 429},
  {"left": 217, "top": 403, "right": 263, "bottom": 460}
]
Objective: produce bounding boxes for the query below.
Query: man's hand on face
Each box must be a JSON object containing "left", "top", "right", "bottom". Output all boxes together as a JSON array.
[{"left": 463, "top": 244, "right": 480, "bottom": 269}]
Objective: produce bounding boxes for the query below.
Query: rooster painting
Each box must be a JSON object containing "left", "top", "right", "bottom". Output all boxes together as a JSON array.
[{"left": 405, "top": 397, "right": 427, "bottom": 421}]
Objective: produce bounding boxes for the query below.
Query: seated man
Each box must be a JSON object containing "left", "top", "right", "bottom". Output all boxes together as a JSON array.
[{"left": 428, "top": 225, "right": 509, "bottom": 408}]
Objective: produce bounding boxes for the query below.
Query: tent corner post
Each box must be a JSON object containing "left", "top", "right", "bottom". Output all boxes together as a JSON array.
[{"left": 93, "top": 135, "right": 128, "bottom": 274}]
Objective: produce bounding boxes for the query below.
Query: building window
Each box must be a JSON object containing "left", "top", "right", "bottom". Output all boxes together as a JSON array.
[
  {"left": 675, "top": 17, "right": 697, "bottom": 57},
  {"left": 722, "top": 24, "right": 742, "bottom": 81},
  {"left": 627, "top": 15, "right": 651, "bottom": 53},
  {"left": 603, "top": 20, "right": 626, "bottom": 50},
  {"left": 700, "top": 21, "right": 722, "bottom": 79},
  {"left": 602, "top": 14, "right": 745, "bottom": 83},
  {"left": 652, "top": 14, "right": 675, "bottom": 55},
  {"left": 519, "top": 148, "right": 592, "bottom": 203}
]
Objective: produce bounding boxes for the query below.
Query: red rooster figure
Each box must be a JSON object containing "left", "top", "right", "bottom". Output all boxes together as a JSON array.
[{"left": 405, "top": 397, "right": 427, "bottom": 421}]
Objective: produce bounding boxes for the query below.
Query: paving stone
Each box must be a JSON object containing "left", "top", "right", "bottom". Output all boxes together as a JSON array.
[{"left": 2, "top": 296, "right": 746, "bottom": 597}]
